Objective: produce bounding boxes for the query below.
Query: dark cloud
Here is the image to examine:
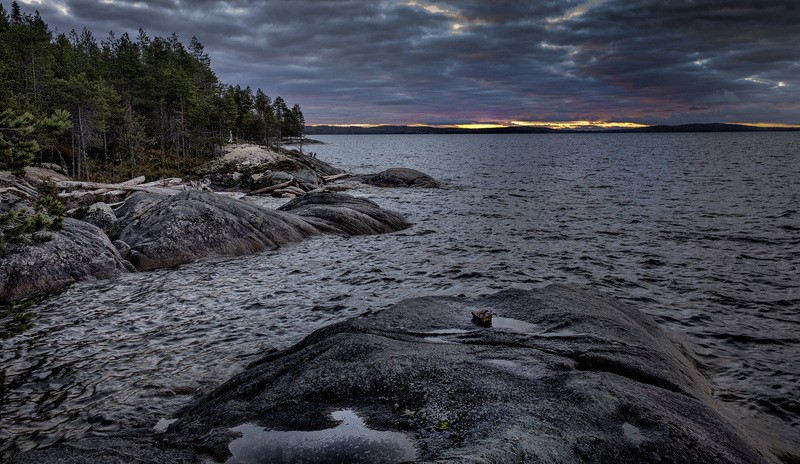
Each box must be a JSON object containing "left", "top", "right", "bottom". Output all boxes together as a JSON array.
[{"left": 15, "top": 0, "right": 800, "bottom": 124}]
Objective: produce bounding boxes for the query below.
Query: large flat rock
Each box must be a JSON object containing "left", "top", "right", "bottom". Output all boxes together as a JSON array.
[
  {"left": 13, "top": 286, "right": 781, "bottom": 463},
  {"left": 278, "top": 192, "right": 412, "bottom": 235},
  {"left": 116, "top": 190, "right": 320, "bottom": 270},
  {"left": 117, "top": 191, "right": 410, "bottom": 271}
]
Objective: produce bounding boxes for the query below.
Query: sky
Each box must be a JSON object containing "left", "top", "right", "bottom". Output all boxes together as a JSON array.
[{"left": 14, "top": 0, "right": 800, "bottom": 127}]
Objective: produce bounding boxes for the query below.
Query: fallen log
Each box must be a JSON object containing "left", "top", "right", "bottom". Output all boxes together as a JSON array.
[
  {"left": 283, "top": 186, "right": 306, "bottom": 196},
  {"left": 272, "top": 186, "right": 306, "bottom": 197},
  {"left": 120, "top": 176, "right": 147, "bottom": 186},
  {"left": 56, "top": 180, "right": 179, "bottom": 196},
  {"left": 141, "top": 177, "right": 182, "bottom": 188},
  {"left": 246, "top": 179, "right": 295, "bottom": 196},
  {"left": 322, "top": 173, "right": 351, "bottom": 182}
]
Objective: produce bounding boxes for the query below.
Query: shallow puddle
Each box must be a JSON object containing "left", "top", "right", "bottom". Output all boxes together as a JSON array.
[
  {"left": 622, "top": 422, "right": 644, "bottom": 445},
  {"left": 153, "top": 418, "right": 177, "bottom": 433},
  {"left": 225, "top": 409, "right": 416, "bottom": 463},
  {"left": 490, "top": 316, "right": 540, "bottom": 333},
  {"left": 422, "top": 328, "right": 476, "bottom": 344}
]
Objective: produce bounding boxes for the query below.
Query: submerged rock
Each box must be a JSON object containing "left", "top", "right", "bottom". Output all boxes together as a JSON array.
[
  {"left": 12, "top": 286, "right": 783, "bottom": 463},
  {"left": 362, "top": 167, "right": 441, "bottom": 188},
  {"left": 0, "top": 218, "right": 133, "bottom": 302}
]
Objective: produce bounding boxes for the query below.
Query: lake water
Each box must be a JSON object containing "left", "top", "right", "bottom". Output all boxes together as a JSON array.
[{"left": 1, "top": 133, "right": 798, "bottom": 458}]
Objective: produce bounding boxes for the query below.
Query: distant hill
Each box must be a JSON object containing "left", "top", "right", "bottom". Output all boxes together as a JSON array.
[
  {"left": 610, "top": 123, "right": 797, "bottom": 133},
  {"left": 307, "top": 123, "right": 798, "bottom": 135},
  {"left": 306, "top": 125, "right": 556, "bottom": 135}
]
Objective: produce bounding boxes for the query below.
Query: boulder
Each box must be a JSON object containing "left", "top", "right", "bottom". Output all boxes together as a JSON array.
[
  {"left": 288, "top": 167, "right": 324, "bottom": 190},
  {"left": 116, "top": 190, "right": 410, "bottom": 271},
  {"left": 270, "top": 171, "right": 294, "bottom": 183},
  {"left": 116, "top": 190, "right": 319, "bottom": 270},
  {"left": 12, "top": 286, "right": 782, "bottom": 463},
  {"left": 248, "top": 171, "right": 274, "bottom": 190},
  {"left": 197, "top": 144, "right": 343, "bottom": 191},
  {"left": 22, "top": 166, "right": 70, "bottom": 185},
  {"left": 0, "top": 171, "right": 38, "bottom": 212},
  {"left": 0, "top": 218, "right": 133, "bottom": 302},
  {"left": 278, "top": 191, "right": 412, "bottom": 235},
  {"left": 81, "top": 202, "right": 119, "bottom": 236},
  {"left": 362, "top": 167, "right": 441, "bottom": 188}
]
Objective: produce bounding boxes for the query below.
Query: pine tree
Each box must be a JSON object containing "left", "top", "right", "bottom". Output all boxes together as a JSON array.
[
  {"left": 272, "top": 96, "right": 287, "bottom": 149},
  {"left": 0, "top": 109, "right": 69, "bottom": 252},
  {"left": 0, "top": 109, "right": 39, "bottom": 171}
]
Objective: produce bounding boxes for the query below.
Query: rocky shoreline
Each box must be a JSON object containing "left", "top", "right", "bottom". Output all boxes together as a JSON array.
[
  {"left": 0, "top": 145, "right": 439, "bottom": 302},
  {"left": 3, "top": 146, "right": 793, "bottom": 463}
]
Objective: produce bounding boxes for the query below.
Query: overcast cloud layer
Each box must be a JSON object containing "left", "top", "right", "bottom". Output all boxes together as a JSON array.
[{"left": 16, "top": 0, "right": 800, "bottom": 125}]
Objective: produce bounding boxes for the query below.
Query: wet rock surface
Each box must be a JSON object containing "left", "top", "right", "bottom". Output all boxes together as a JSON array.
[
  {"left": 116, "top": 190, "right": 320, "bottom": 271},
  {"left": 278, "top": 191, "right": 412, "bottom": 236},
  {"left": 2, "top": 181, "right": 411, "bottom": 299},
  {"left": 0, "top": 218, "right": 133, "bottom": 302},
  {"left": 12, "top": 285, "right": 781, "bottom": 463},
  {"left": 116, "top": 190, "right": 410, "bottom": 271}
]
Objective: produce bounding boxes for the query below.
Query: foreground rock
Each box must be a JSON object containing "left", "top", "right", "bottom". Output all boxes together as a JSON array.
[
  {"left": 13, "top": 286, "right": 783, "bottom": 463},
  {"left": 116, "top": 190, "right": 410, "bottom": 271},
  {"left": 361, "top": 167, "right": 441, "bottom": 188},
  {"left": 0, "top": 218, "right": 133, "bottom": 302}
]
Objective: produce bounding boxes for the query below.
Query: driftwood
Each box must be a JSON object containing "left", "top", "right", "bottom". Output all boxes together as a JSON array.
[
  {"left": 272, "top": 186, "right": 306, "bottom": 197},
  {"left": 120, "top": 176, "right": 147, "bottom": 186},
  {"left": 141, "top": 177, "right": 183, "bottom": 188},
  {"left": 322, "top": 173, "right": 351, "bottom": 182},
  {"left": 247, "top": 179, "right": 296, "bottom": 196},
  {"left": 56, "top": 180, "right": 180, "bottom": 196}
]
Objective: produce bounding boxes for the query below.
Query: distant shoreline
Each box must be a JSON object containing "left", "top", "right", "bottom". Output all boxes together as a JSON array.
[{"left": 307, "top": 123, "right": 800, "bottom": 135}]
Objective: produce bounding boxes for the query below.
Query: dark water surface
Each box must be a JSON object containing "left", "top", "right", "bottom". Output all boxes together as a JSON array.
[{"left": 2, "top": 133, "right": 798, "bottom": 457}]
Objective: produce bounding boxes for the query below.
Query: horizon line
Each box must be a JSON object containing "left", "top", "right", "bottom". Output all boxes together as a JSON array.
[{"left": 307, "top": 121, "right": 800, "bottom": 130}]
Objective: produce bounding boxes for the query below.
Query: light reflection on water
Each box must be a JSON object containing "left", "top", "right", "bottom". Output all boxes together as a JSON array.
[
  {"left": 1, "top": 133, "right": 798, "bottom": 457},
  {"left": 226, "top": 409, "right": 416, "bottom": 464}
]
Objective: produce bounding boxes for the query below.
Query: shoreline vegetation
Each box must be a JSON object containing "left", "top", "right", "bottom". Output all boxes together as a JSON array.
[{"left": 0, "top": 2, "right": 307, "bottom": 185}]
